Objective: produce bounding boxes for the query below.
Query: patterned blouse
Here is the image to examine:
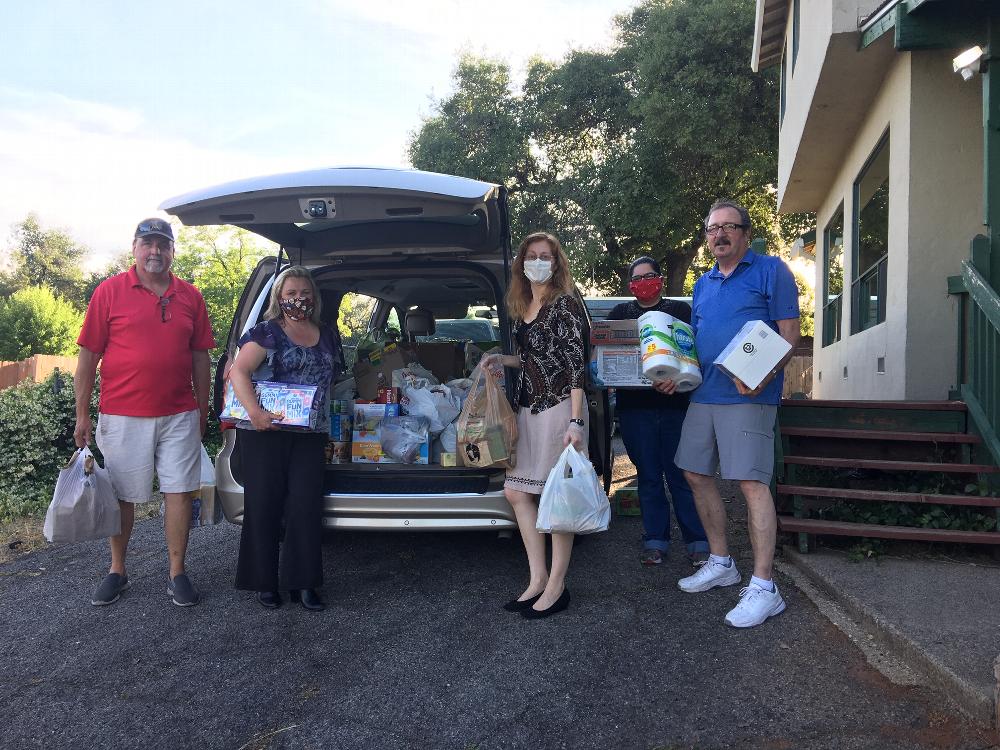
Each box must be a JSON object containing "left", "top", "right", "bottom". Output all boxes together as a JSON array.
[
  {"left": 512, "top": 294, "right": 587, "bottom": 414},
  {"left": 237, "top": 319, "right": 344, "bottom": 433}
]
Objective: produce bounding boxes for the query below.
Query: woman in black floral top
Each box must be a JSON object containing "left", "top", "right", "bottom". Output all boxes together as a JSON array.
[
  {"left": 228, "top": 266, "right": 343, "bottom": 612},
  {"left": 482, "top": 231, "right": 586, "bottom": 619}
]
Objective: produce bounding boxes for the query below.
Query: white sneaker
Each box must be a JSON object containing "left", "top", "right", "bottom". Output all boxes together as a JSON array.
[
  {"left": 677, "top": 558, "right": 741, "bottom": 593},
  {"left": 724, "top": 583, "right": 786, "bottom": 628}
]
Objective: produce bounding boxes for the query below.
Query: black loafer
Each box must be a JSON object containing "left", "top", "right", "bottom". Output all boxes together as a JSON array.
[
  {"left": 292, "top": 589, "right": 325, "bottom": 611},
  {"left": 502, "top": 592, "right": 543, "bottom": 612},
  {"left": 256, "top": 591, "right": 282, "bottom": 609},
  {"left": 521, "top": 588, "right": 571, "bottom": 620}
]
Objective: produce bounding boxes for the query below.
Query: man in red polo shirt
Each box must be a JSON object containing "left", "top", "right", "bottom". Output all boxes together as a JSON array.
[{"left": 74, "top": 218, "right": 215, "bottom": 607}]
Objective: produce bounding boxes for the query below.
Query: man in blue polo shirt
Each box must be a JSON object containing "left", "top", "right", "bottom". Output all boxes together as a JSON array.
[{"left": 663, "top": 199, "right": 800, "bottom": 628}]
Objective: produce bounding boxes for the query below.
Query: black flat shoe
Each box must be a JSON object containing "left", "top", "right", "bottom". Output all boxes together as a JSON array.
[
  {"left": 256, "top": 591, "right": 282, "bottom": 609},
  {"left": 502, "top": 592, "right": 543, "bottom": 612},
  {"left": 521, "top": 588, "right": 570, "bottom": 620},
  {"left": 291, "top": 588, "right": 325, "bottom": 611}
]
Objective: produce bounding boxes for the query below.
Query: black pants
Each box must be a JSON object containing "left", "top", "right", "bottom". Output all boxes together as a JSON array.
[{"left": 235, "top": 429, "right": 326, "bottom": 591}]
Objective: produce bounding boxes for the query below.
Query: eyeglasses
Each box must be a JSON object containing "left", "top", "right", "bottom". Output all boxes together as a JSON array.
[
  {"left": 524, "top": 255, "right": 554, "bottom": 262},
  {"left": 160, "top": 297, "right": 171, "bottom": 323},
  {"left": 705, "top": 222, "right": 747, "bottom": 235},
  {"left": 138, "top": 221, "right": 170, "bottom": 234},
  {"left": 630, "top": 272, "right": 661, "bottom": 283}
]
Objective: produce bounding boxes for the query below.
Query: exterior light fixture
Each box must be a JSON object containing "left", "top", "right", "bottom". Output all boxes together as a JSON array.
[{"left": 953, "top": 45, "right": 985, "bottom": 81}]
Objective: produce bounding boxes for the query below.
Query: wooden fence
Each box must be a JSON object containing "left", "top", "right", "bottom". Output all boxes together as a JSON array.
[
  {"left": 782, "top": 355, "right": 813, "bottom": 398},
  {"left": 781, "top": 336, "right": 814, "bottom": 398},
  {"left": 0, "top": 354, "right": 79, "bottom": 390}
]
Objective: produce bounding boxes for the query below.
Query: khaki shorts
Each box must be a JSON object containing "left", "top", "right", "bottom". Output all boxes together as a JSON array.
[
  {"left": 96, "top": 410, "right": 201, "bottom": 501},
  {"left": 674, "top": 403, "right": 778, "bottom": 485}
]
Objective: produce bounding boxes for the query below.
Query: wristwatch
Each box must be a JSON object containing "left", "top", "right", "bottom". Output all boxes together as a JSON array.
[{"left": 568, "top": 418, "right": 584, "bottom": 427}]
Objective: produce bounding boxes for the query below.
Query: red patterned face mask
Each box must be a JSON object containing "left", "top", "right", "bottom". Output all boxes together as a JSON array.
[{"left": 629, "top": 277, "right": 663, "bottom": 301}]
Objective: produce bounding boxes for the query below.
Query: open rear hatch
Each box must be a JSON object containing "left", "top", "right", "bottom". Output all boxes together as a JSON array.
[{"left": 160, "top": 167, "right": 507, "bottom": 262}]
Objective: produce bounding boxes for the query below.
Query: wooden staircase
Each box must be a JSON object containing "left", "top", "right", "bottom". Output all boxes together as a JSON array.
[{"left": 775, "top": 399, "right": 1000, "bottom": 550}]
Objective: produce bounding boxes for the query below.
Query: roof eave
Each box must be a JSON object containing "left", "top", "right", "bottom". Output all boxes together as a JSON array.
[{"left": 752, "top": 0, "right": 789, "bottom": 72}]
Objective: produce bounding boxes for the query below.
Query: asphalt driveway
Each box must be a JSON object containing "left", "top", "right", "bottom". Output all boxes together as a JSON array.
[{"left": 3, "top": 495, "right": 993, "bottom": 750}]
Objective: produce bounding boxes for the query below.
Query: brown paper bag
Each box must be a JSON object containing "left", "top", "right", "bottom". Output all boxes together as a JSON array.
[{"left": 456, "top": 366, "right": 517, "bottom": 469}]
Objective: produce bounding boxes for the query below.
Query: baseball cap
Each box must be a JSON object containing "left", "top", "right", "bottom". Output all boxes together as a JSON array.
[{"left": 134, "top": 218, "right": 175, "bottom": 241}]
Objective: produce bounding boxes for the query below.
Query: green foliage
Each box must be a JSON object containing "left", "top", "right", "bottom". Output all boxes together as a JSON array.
[
  {"left": 0, "top": 285, "right": 84, "bottom": 359},
  {"left": 409, "top": 0, "right": 785, "bottom": 296},
  {"left": 407, "top": 56, "right": 535, "bottom": 192},
  {"left": 0, "top": 214, "right": 88, "bottom": 301},
  {"left": 790, "top": 264, "right": 815, "bottom": 338},
  {"left": 847, "top": 539, "right": 885, "bottom": 562},
  {"left": 82, "top": 251, "right": 133, "bottom": 304},
  {"left": 0, "top": 371, "right": 93, "bottom": 521},
  {"left": 821, "top": 501, "right": 997, "bottom": 533},
  {"left": 169, "top": 224, "right": 273, "bottom": 358}
]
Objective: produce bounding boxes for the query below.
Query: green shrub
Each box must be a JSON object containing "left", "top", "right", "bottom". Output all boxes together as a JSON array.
[
  {"left": 0, "top": 285, "right": 84, "bottom": 360},
  {"left": 0, "top": 369, "right": 226, "bottom": 521},
  {"left": 0, "top": 371, "right": 91, "bottom": 520}
]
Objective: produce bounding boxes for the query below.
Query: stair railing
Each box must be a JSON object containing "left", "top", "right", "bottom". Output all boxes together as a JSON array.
[{"left": 949, "top": 234, "right": 1000, "bottom": 469}]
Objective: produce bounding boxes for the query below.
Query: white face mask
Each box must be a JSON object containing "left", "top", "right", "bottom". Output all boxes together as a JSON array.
[{"left": 523, "top": 259, "right": 553, "bottom": 284}]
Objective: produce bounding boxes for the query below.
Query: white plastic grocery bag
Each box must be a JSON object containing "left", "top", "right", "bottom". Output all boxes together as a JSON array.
[
  {"left": 191, "top": 444, "right": 223, "bottom": 527},
  {"left": 43, "top": 447, "right": 120, "bottom": 543},
  {"left": 535, "top": 446, "right": 611, "bottom": 535}
]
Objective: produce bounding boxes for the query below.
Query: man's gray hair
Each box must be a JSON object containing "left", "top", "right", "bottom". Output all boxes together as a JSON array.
[{"left": 705, "top": 199, "right": 752, "bottom": 234}]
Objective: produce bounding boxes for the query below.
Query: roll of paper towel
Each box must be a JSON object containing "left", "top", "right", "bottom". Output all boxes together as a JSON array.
[
  {"left": 638, "top": 311, "right": 703, "bottom": 391},
  {"left": 638, "top": 311, "right": 682, "bottom": 382},
  {"left": 670, "top": 320, "right": 702, "bottom": 392}
]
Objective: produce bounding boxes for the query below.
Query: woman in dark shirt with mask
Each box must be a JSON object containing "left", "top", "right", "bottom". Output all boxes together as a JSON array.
[
  {"left": 609, "top": 256, "right": 708, "bottom": 567},
  {"left": 228, "top": 266, "right": 344, "bottom": 611}
]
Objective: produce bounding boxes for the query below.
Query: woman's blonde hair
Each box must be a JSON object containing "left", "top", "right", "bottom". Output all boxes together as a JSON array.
[
  {"left": 264, "top": 265, "right": 322, "bottom": 324},
  {"left": 505, "top": 232, "right": 575, "bottom": 321}
]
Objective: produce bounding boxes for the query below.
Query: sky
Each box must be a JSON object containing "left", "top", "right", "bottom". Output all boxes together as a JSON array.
[{"left": 0, "top": 0, "right": 636, "bottom": 269}]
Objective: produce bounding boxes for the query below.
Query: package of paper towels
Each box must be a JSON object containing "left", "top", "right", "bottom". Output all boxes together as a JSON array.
[{"left": 637, "top": 311, "right": 702, "bottom": 392}]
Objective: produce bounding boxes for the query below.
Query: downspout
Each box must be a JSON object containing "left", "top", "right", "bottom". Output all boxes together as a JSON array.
[{"left": 984, "top": 14, "right": 1000, "bottom": 290}]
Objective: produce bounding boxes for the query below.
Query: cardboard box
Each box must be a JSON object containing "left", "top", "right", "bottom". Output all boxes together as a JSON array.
[
  {"left": 612, "top": 486, "right": 642, "bottom": 517},
  {"left": 413, "top": 342, "right": 465, "bottom": 383},
  {"left": 353, "top": 344, "right": 416, "bottom": 400},
  {"left": 351, "top": 427, "right": 429, "bottom": 464},
  {"left": 221, "top": 381, "right": 319, "bottom": 429},
  {"left": 440, "top": 452, "right": 457, "bottom": 467},
  {"left": 329, "top": 413, "right": 352, "bottom": 441},
  {"left": 713, "top": 320, "right": 792, "bottom": 390},
  {"left": 587, "top": 319, "right": 653, "bottom": 389},
  {"left": 376, "top": 387, "right": 399, "bottom": 404},
  {"left": 353, "top": 402, "right": 400, "bottom": 433},
  {"left": 351, "top": 434, "right": 395, "bottom": 463},
  {"left": 589, "top": 346, "right": 652, "bottom": 388},
  {"left": 590, "top": 319, "right": 640, "bottom": 345},
  {"left": 325, "top": 440, "right": 351, "bottom": 464},
  {"left": 351, "top": 403, "right": 407, "bottom": 464}
]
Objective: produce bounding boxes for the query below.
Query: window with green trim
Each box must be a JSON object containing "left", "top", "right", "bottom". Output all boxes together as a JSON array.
[
  {"left": 851, "top": 134, "right": 889, "bottom": 333},
  {"left": 792, "top": 0, "right": 800, "bottom": 71},
  {"left": 780, "top": 40, "right": 787, "bottom": 124},
  {"left": 822, "top": 205, "right": 844, "bottom": 346}
]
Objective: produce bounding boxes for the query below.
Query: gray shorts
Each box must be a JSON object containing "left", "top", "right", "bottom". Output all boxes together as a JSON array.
[
  {"left": 96, "top": 410, "right": 201, "bottom": 501},
  {"left": 674, "top": 403, "right": 778, "bottom": 485}
]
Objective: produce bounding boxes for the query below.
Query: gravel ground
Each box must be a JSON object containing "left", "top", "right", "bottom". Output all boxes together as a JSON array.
[{"left": 1, "top": 442, "right": 994, "bottom": 749}]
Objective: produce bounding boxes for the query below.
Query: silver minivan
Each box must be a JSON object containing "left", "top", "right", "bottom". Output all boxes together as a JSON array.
[{"left": 161, "top": 167, "right": 611, "bottom": 533}]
